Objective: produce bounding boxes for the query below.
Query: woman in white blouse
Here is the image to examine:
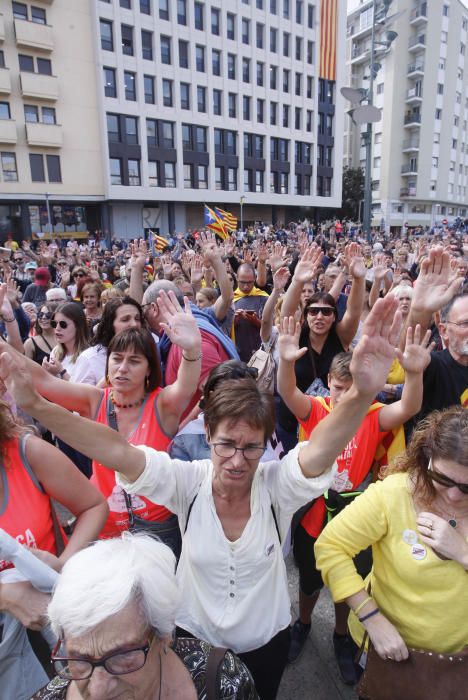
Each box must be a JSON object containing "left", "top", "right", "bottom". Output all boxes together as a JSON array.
[{"left": 0, "top": 297, "right": 403, "bottom": 700}]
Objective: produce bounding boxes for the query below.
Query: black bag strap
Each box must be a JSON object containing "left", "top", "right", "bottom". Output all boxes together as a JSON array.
[{"left": 206, "top": 646, "right": 229, "bottom": 700}]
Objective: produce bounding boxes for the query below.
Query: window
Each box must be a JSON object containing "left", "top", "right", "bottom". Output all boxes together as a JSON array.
[
  {"left": 256, "top": 23, "right": 264, "bottom": 49},
  {"left": 195, "top": 2, "right": 204, "bottom": 30},
  {"left": 159, "top": 0, "right": 169, "bottom": 20},
  {"left": 141, "top": 30, "right": 153, "bottom": 60},
  {"left": 296, "top": 0, "right": 302, "bottom": 23},
  {"left": 243, "top": 95, "right": 251, "bottom": 120},
  {"left": 161, "top": 121, "right": 174, "bottom": 148},
  {"left": 160, "top": 36, "right": 171, "bottom": 64},
  {"left": 104, "top": 67, "right": 117, "bottom": 97},
  {"left": 295, "top": 37, "right": 302, "bottom": 60},
  {"left": 295, "top": 72, "right": 301, "bottom": 96},
  {"left": 306, "top": 109, "right": 312, "bottom": 131},
  {"left": 244, "top": 169, "right": 252, "bottom": 192},
  {"left": 270, "top": 0, "right": 276, "bottom": 12},
  {"left": 213, "top": 89, "right": 222, "bottom": 115},
  {"left": 0, "top": 102, "right": 10, "bottom": 120},
  {"left": 226, "top": 131, "right": 236, "bottom": 154},
  {"left": 31, "top": 6, "right": 46, "bottom": 24},
  {"left": 283, "top": 32, "right": 290, "bottom": 56},
  {"left": 177, "top": 0, "right": 187, "bottom": 25},
  {"left": 144, "top": 75, "right": 155, "bottom": 104},
  {"left": 212, "top": 49, "right": 221, "bottom": 75},
  {"left": 24, "top": 104, "right": 39, "bottom": 122},
  {"left": 307, "top": 3, "right": 314, "bottom": 28},
  {"left": 184, "top": 163, "right": 194, "bottom": 188},
  {"left": 452, "top": 139, "right": 458, "bottom": 149},
  {"left": 243, "top": 58, "right": 250, "bottom": 82},
  {"left": 283, "top": 104, "right": 289, "bottom": 127},
  {"left": 140, "top": 0, "right": 151, "bottom": 15},
  {"left": 46, "top": 155, "right": 61, "bottom": 183},
  {"left": 1, "top": 153, "right": 17, "bottom": 182},
  {"left": 257, "top": 98, "right": 264, "bottom": 123},
  {"left": 196, "top": 126, "right": 207, "bottom": 151},
  {"left": 227, "top": 13, "right": 236, "bottom": 40},
  {"left": 124, "top": 71, "right": 136, "bottom": 100},
  {"left": 12, "top": 3, "right": 27, "bottom": 20},
  {"left": 0, "top": 51, "right": 5, "bottom": 69},
  {"left": 128, "top": 159, "right": 140, "bottom": 185},
  {"left": 162, "top": 79, "right": 173, "bottom": 106},
  {"left": 228, "top": 54, "right": 236, "bottom": 80},
  {"left": 441, "top": 31, "right": 448, "bottom": 43},
  {"left": 107, "top": 114, "right": 120, "bottom": 142},
  {"left": 30, "top": 154, "right": 45, "bottom": 182},
  {"left": 270, "top": 65, "right": 277, "bottom": 89},
  {"left": 432, "top": 156, "right": 439, "bottom": 168},
  {"left": 211, "top": 7, "right": 220, "bottom": 34},
  {"left": 283, "top": 69, "right": 290, "bottom": 92},
  {"left": 182, "top": 124, "right": 192, "bottom": 149},
  {"left": 198, "top": 164, "right": 208, "bottom": 189},
  {"left": 443, "top": 4, "right": 449, "bottom": 16},
  {"left": 306, "top": 75, "right": 313, "bottom": 99},
  {"left": 148, "top": 161, "right": 159, "bottom": 187},
  {"left": 295, "top": 106, "right": 301, "bottom": 129},
  {"left": 180, "top": 82, "right": 190, "bottom": 109},
  {"left": 270, "top": 28, "right": 277, "bottom": 52},
  {"left": 435, "top": 108, "right": 442, "bottom": 120},
  {"left": 270, "top": 101, "right": 277, "bottom": 125},
  {"left": 120, "top": 0, "right": 131, "bottom": 8},
  {"left": 18, "top": 54, "right": 34, "bottom": 72},
  {"left": 121, "top": 25, "right": 134, "bottom": 56},
  {"left": 179, "top": 40, "right": 189, "bottom": 68},
  {"left": 37, "top": 58, "right": 52, "bottom": 75},
  {"left": 228, "top": 93, "right": 237, "bottom": 117},
  {"left": 307, "top": 40, "right": 314, "bottom": 64},
  {"left": 228, "top": 167, "right": 237, "bottom": 191},
  {"left": 256, "top": 62, "right": 264, "bottom": 87},
  {"left": 197, "top": 86, "right": 206, "bottom": 112},
  {"left": 283, "top": 0, "right": 290, "bottom": 19},
  {"left": 437, "top": 83, "right": 444, "bottom": 95},
  {"left": 110, "top": 158, "right": 123, "bottom": 185},
  {"left": 242, "top": 19, "right": 250, "bottom": 44},
  {"left": 196, "top": 45, "right": 205, "bottom": 72},
  {"left": 40, "top": 107, "right": 56, "bottom": 124},
  {"left": 160, "top": 159, "right": 179, "bottom": 191}
]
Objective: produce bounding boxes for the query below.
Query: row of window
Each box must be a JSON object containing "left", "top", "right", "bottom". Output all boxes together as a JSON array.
[
  {"left": 12, "top": 2, "right": 47, "bottom": 24},
  {"left": 0, "top": 152, "right": 61, "bottom": 183},
  {"left": 109, "top": 157, "right": 315, "bottom": 195},
  {"left": 0, "top": 101, "right": 56, "bottom": 124},
  {"left": 99, "top": 20, "right": 316, "bottom": 65},
  {"left": 100, "top": 0, "right": 314, "bottom": 27},
  {"left": 18, "top": 53, "right": 52, "bottom": 76}
]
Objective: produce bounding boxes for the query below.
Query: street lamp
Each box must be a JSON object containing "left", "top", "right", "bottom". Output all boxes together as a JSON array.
[
  {"left": 341, "top": 0, "right": 401, "bottom": 243},
  {"left": 45, "top": 192, "right": 52, "bottom": 239},
  {"left": 240, "top": 195, "right": 245, "bottom": 232}
]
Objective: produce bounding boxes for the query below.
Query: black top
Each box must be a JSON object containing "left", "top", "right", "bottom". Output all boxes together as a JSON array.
[
  {"left": 419, "top": 348, "right": 468, "bottom": 420},
  {"left": 30, "top": 336, "right": 53, "bottom": 365}
]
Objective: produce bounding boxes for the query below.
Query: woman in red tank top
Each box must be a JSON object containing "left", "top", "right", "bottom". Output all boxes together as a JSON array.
[{"left": 1, "top": 293, "right": 202, "bottom": 553}]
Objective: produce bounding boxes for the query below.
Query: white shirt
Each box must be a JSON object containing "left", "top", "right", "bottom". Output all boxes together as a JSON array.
[
  {"left": 72, "top": 345, "right": 107, "bottom": 385},
  {"left": 117, "top": 444, "right": 336, "bottom": 653}
]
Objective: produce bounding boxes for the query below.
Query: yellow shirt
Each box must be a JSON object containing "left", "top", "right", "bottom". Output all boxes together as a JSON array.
[{"left": 315, "top": 473, "right": 468, "bottom": 653}]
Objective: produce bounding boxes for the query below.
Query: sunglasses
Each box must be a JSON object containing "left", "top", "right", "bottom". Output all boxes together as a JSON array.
[
  {"left": 428, "top": 461, "right": 468, "bottom": 495},
  {"left": 51, "top": 320, "right": 69, "bottom": 329},
  {"left": 307, "top": 307, "right": 335, "bottom": 317},
  {"left": 73, "top": 272, "right": 85, "bottom": 278},
  {"left": 38, "top": 312, "right": 53, "bottom": 320}
]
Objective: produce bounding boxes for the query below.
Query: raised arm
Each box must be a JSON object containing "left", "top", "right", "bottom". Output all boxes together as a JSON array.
[
  {"left": 0, "top": 283, "right": 23, "bottom": 354},
  {"left": 260, "top": 267, "right": 290, "bottom": 343},
  {"left": 277, "top": 315, "right": 310, "bottom": 420},
  {"left": 128, "top": 239, "right": 147, "bottom": 304},
  {"left": 199, "top": 232, "right": 234, "bottom": 321},
  {"left": 298, "top": 296, "right": 402, "bottom": 478},
  {"left": 280, "top": 244, "right": 323, "bottom": 319},
  {"left": 336, "top": 243, "right": 366, "bottom": 348}
]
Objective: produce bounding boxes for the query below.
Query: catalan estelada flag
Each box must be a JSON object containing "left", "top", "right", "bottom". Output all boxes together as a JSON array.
[
  {"left": 320, "top": 0, "right": 338, "bottom": 81},
  {"left": 204, "top": 204, "right": 228, "bottom": 239},
  {"left": 214, "top": 207, "right": 238, "bottom": 232},
  {"left": 148, "top": 230, "right": 168, "bottom": 254}
]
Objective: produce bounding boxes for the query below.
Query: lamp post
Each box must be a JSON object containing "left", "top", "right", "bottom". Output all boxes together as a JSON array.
[
  {"left": 240, "top": 195, "right": 245, "bottom": 232},
  {"left": 45, "top": 191, "right": 52, "bottom": 240}
]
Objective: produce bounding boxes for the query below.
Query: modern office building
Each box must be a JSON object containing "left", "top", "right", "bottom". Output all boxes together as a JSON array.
[
  {"left": 344, "top": 0, "right": 468, "bottom": 232},
  {"left": 0, "top": 0, "right": 105, "bottom": 241},
  {"left": 92, "top": 0, "right": 347, "bottom": 237}
]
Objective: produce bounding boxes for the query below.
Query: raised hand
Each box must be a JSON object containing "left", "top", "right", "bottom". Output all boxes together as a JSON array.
[
  {"left": 189, "top": 254, "right": 204, "bottom": 286},
  {"left": 412, "top": 246, "right": 464, "bottom": 313},
  {"left": 268, "top": 242, "right": 290, "bottom": 272},
  {"left": 273, "top": 266, "right": 290, "bottom": 292},
  {"left": 372, "top": 253, "right": 388, "bottom": 281},
  {"left": 157, "top": 290, "right": 202, "bottom": 354},
  {"left": 257, "top": 243, "right": 269, "bottom": 265},
  {"left": 0, "top": 350, "right": 37, "bottom": 411},
  {"left": 292, "top": 244, "right": 323, "bottom": 285},
  {"left": 243, "top": 248, "right": 253, "bottom": 264},
  {"left": 345, "top": 242, "right": 366, "bottom": 279},
  {"left": 350, "top": 296, "right": 403, "bottom": 398},
  {"left": 395, "top": 325, "right": 434, "bottom": 374},
  {"left": 278, "top": 316, "right": 307, "bottom": 363},
  {"left": 130, "top": 238, "right": 148, "bottom": 270},
  {"left": 199, "top": 231, "right": 220, "bottom": 266}
]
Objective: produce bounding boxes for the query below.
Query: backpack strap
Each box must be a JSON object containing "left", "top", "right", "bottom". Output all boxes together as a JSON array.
[
  {"left": 206, "top": 646, "right": 229, "bottom": 700},
  {"left": 183, "top": 491, "right": 199, "bottom": 534}
]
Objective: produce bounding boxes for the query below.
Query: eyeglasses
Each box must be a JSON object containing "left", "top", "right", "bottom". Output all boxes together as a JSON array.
[
  {"left": 57, "top": 262, "right": 68, "bottom": 266},
  {"left": 73, "top": 272, "right": 85, "bottom": 278},
  {"left": 14, "top": 258, "right": 24, "bottom": 263},
  {"left": 427, "top": 463, "right": 468, "bottom": 495},
  {"left": 211, "top": 442, "right": 265, "bottom": 461},
  {"left": 51, "top": 635, "right": 154, "bottom": 681},
  {"left": 307, "top": 307, "right": 335, "bottom": 317},
  {"left": 51, "top": 320, "right": 69, "bottom": 329},
  {"left": 446, "top": 320, "right": 468, "bottom": 329},
  {"left": 38, "top": 312, "right": 53, "bottom": 320}
]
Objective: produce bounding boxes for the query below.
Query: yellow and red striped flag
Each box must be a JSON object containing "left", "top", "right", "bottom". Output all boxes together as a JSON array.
[
  {"left": 204, "top": 204, "right": 228, "bottom": 240},
  {"left": 214, "top": 207, "right": 238, "bottom": 232},
  {"left": 320, "top": 0, "right": 338, "bottom": 81}
]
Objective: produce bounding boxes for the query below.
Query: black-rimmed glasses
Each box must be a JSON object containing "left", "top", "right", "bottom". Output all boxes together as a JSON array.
[
  {"left": 51, "top": 635, "right": 154, "bottom": 680},
  {"left": 211, "top": 442, "right": 265, "bottom": 460},
  {"left": 447, "top": 319, "right": 468, "bottom": 329}
]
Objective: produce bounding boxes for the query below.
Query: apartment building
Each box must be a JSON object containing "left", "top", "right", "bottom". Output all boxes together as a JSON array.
[
  {"left": 344, "top": 0, "right": 468, "bottom": 231},
  {"left": 92, "top": 0, "right": 346, "bottom": 237},
  {"left": 0, "top": 0, "right": 105, "bottom": 241}
]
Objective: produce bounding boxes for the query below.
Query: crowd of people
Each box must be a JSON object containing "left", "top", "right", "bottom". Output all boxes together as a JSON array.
[{"left": 0, "top": 222, "right": 466, "bottom": 700}]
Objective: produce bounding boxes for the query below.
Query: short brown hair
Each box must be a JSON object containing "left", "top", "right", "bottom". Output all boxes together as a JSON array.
[
  {"left": 203, "top": 378, "right": 275, "bottom": 443},
  {"left": 106, "top": 328, "right": 161, "bottom": 391},
  {"left": 383, "top": 405, "right": 468, "bottom": 505},
  {"left": 329, "top": 352, "right": 352, "bottom": 383}
]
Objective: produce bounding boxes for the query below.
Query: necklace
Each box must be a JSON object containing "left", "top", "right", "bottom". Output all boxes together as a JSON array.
[{"left": 109, "top": 391, "right": 145, "bottom": 409}]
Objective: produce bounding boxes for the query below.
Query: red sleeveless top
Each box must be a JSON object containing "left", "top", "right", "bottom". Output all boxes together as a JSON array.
[
  {"left": 0, "top": 436, "right": 57, "bottom": 572},
  {"left": 91, "top": 388, "right": 173, "bottom": 539}
]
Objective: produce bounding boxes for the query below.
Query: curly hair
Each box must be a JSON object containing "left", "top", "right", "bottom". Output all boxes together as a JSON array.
[
  {"left": 0, "top": 400, "right": 22, "bottom": 457},
  {"left": 383, "top": 406, "right": 468, "bottom": 506}
]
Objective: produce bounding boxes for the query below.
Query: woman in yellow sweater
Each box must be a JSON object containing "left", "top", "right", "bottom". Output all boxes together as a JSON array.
[{"left": 315, "top": 405, "right": 468, "bottom": 667}]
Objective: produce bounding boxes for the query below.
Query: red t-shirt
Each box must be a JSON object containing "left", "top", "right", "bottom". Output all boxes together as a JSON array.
[{"left": 298, "top": 397, "right": 389, "bottom": 538}]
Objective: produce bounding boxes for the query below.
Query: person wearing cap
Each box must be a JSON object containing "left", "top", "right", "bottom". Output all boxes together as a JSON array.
[{"left": 22, "top": 267, "right": 54, "bottom": 309}]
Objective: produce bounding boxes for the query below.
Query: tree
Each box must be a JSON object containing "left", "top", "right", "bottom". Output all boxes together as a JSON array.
[{"left": 340, "top": 166, "right": 364, "bottom": 221}]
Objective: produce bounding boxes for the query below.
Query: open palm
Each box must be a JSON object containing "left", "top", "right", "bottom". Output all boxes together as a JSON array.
[
  {"left": 157, "top": 290, "right": 202, "bottom": 353},
  {"left": 278, "top": 316, "right": 307, "bottom": 363}
]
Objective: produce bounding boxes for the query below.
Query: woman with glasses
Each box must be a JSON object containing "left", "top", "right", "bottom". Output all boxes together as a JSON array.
[
  {"left": 42, "top": 303, "right": 89, "bottom": 383},
  {"left": 315, "top": 406, "right": 468, "bottom": 695},
  {"left": 24, "top": 303, "right": 57, "bottom": 365},
  {"left": 1, "top": 297, "right": 405, "bottom": 700},
  {"left": 32, "top": 534, "right": 257, "bottom": 699}
]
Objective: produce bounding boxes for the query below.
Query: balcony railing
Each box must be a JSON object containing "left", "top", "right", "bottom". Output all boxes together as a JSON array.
[
  {"left": 402, "top": 138, "right": 420, "bottom": 150},
  {"left": 14, "top": 19, "right": 54, "bottom": 51},
  {"left": 0, "top": 119, "right": 17, "bottom": 145},
  {"left": 408, "top": 34, "right": 426, "bottom": 49},
  {"left": 401, "top": 163, "right": 418, "bottom": 174},
  {"left": 406, "top": 87, "right": 423, "bottom": 100},
  {"left": 400, "top": 187, "right": 417, "bottom": 197},
  {"left": 407, "top": 62, "right": 425, "bottom": 74},
  {"left": 410, "top": 4, "right": 427, "bottom": 23},
  {"left": 0, "top": 68, "right": 11, "bottom": 95},
  {"left": 404, "top": 113, "right": 422, "bottom": 125}
]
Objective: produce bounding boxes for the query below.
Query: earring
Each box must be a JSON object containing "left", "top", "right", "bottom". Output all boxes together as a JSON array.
[{"left": 145, "top": 376, "right": 150, "bottom": 390}]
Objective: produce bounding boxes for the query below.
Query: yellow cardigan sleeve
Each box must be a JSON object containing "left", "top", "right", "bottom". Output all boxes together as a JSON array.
[{"left": 314, "top": 480, "right": 389, "bottom": 602}]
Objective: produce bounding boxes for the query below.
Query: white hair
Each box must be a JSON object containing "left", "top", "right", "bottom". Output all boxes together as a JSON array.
[
  {"left": 45, "top": 288, "right": 67, "bottom": 301},
  {"left": 390, "top": 285, "right": 414, "bottom": 300},
  {"left": 48, "top": 533, "right": 179, "bottom": 639}
]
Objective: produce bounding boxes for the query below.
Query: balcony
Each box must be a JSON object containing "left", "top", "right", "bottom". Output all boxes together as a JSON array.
[
  {"left": 351, "top": 44, "right": 370, "bottom": 64},
  {"left": 20, "top": 72, "right": 58, "bottom": 101},
  {"left": 404, "top": 112, "right": 422, "bottom": 127},
  {"left": 407, "top": 61, "right": 425, "bottom": 76},
  {"left": 0, "top": 119, "right": 17, "bottom": 144},
  {"left": 406, "top": 87, "right": 423, "bottom": 104},
  {"left": 26, "top": 122, "right": 62, "bottom": 148},
  {"left": 401, "top": 163, "right": 418, "bottom": 176},
  {"left": 408, "top": 34, "right": 426, "bottom": 52},
  {"left": 14, "top": 19, "right": 54, "bottom": 51},
  {"left": 400, "top": 186, "right": 417, "bottom": 197},
  {"left": 0, "top": 14, "right": 5, "bottom": 41},
  {"left": 410, "top": 4, "right": 428, "bottom": 25},
  {"left": 0, "top": 68, "right": 11, "bottom": 94},
  {"left": 402, "top": 138, "right": 420, "bottom": 152}
]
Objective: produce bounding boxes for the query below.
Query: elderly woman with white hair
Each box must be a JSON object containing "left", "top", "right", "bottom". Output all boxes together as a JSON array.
[{"left": 32, "top": 534, "right": 257, "bottom": 699}]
